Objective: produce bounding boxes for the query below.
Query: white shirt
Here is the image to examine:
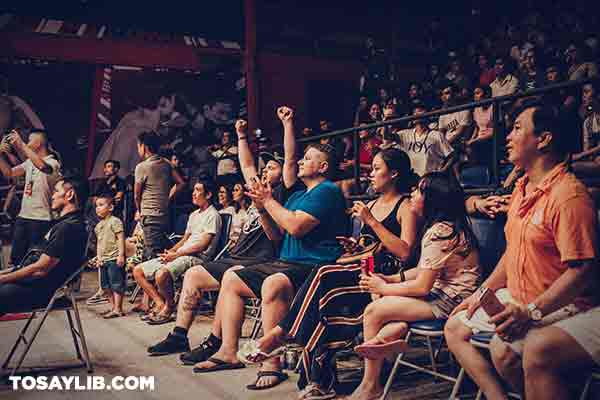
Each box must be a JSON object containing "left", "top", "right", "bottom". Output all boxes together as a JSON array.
[
  {"left": 212, "top": 146, "right": 239, "bottom": 176},
  {"left": 18, "top": 155, "right": 61, "bottom": 221},
  {"left": 438, "top": 110, "right": 472, "bottom": 143},
  {"left": 178, "top": 205, "right": 222, "bottom": 259},
  {"left": 490, "top": 74, "right": 519, "bottom": 98},
  {"left": 396, "top": 128, "right": 454, "bottom": 177}
]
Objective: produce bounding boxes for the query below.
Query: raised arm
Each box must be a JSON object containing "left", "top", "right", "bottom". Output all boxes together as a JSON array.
[
  {"left": 9, "top": 132, "right": 54, "bottom": 174},
  {"left": 0, "top": 147, "right": 24, "bottom": 179},
  {"left": 235, "top": 119, "right": 259, "bottom": 184},
  {"left": 277, "top": 106, "right": 298, "bottom": 188}
]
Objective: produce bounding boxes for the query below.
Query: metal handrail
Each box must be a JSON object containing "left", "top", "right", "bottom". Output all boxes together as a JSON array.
[{"left": 299, "top": 76, "right": 599, "bottom": 189}]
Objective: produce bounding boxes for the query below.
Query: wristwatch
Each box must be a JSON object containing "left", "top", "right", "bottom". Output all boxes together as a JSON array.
[{"left": 527, "top": 303, "right": 543, "bottom": 322}]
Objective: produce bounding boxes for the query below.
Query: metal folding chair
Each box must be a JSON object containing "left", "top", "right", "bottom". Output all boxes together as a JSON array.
[
  {"left": 1, "top": 264, "right": 93, "bottom": 377},
  {"left": 381, "top": 319, "right": 461, "bottom": 400},
  {"left": 580, "top": 367, "right": 600, "bottom": 400}
]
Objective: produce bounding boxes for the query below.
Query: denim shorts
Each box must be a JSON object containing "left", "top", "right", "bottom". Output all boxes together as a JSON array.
[
  {"left": 100, "top": 260, "right": 127, "bottom": 294},
  {"left": 425, "top": 288, "right": 463, "bottom": 319}
]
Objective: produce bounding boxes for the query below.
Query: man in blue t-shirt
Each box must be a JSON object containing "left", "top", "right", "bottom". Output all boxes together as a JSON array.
[{"left": 194, "top": 130, "right": 347, "bottom": 390}]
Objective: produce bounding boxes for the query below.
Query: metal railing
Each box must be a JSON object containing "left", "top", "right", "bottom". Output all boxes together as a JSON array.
[{"left": 298, "top": 76, "right": 599, "bottom": 191}]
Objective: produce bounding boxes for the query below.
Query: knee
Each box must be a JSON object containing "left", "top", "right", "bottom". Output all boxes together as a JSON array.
[
  {"left": 522, "top": 333, "right": 554, "bottom": 374},
  {"left": 261, "top": 275, "right": 293, "bottom": 304},
  {"left": 183, "top": 266, "right": 202, "bottom": 284},
  {"left": 133, "top": 265, "right": 145, "bottom": 281},
  {"left": 155, "top": 268, "right": 171, "bottom": 285},
  {"left": 490, "top": 338, "right": 521, "bottom": 378},
  {"left": 364, "top": 301, "right": 381, "bottom": 321},
  {"left": 221, "top": 270, "right": 242, "bottom": 294},
  {"left": 444, "top": 316, "right": 471, "bottom": 347}
]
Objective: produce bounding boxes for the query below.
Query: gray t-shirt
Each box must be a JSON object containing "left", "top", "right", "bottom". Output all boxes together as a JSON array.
[
  {"left": 134, "top": 155, "right": 173, "bottom": 217},
  {"left": 397, "top": 128, "right": 454, "bottom": 177},
  {"left": 18, "top": 155, "right": 62, "bottom": 221}
]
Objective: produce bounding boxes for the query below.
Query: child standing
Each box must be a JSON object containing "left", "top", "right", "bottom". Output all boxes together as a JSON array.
[{"left": 94, "top": 193, "right": 126, "bottom": 318}]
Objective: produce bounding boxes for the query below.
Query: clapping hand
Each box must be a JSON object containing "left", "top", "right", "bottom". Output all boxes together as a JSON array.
[{"left": 245, "top": 176, "right": 273, "bottom": 210}]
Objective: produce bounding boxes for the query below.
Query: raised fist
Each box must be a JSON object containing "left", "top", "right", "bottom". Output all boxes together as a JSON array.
[
  {"left": 235, "top": 119, "right": 248, "bottom": 134},
  {"left": 277, "top": 106, "right": 294, "bottom": 123}
]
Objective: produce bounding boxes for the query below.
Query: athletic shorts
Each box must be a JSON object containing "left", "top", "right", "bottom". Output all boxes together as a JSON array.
[{"left": 233, "top": 260, "right": 315, "bottom": 298}]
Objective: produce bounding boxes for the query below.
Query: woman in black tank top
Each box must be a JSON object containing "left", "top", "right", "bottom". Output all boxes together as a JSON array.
[{"left": 238, "top": 149, "right": 422, "bottom": 398}]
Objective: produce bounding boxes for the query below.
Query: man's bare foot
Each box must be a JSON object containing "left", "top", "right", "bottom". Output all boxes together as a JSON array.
[
  {"left": 251, "top": 359, "right": 287, "bottom": 389},
  {"left": 154, "top": 304, "right": 172, "bottom": 319},
  {"left": 193, "top": 349, "right": 240, "bottom": 371}
]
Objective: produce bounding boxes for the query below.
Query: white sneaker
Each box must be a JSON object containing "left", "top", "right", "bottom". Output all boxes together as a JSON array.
[{"left": 86, "top": 292, "right": 108, "bottom": 305}]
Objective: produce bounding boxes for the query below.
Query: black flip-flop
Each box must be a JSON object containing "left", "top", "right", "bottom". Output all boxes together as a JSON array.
[
  {"left": 192, "top": 357, "right": 246, "bottom": 373},
  {"left": 146, "top": 313, "right": 175, "bottom": 325},
  {"left": 246, "top": 370, "right": 289, "bottom": 390}
]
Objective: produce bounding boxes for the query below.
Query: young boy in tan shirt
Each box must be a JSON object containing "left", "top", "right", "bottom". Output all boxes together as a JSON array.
[{"left": 95, "top": 194, "right": 126, "bottom": 318}]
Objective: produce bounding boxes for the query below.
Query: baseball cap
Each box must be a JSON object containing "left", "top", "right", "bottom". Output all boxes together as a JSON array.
[{"left": 260, "top": 152, "right": 284, "bottom": 166}]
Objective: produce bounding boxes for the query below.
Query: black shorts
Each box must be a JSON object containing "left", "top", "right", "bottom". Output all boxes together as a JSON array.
[
  {"left": 0, "top": 282, "right": 53, "bottom": 315},
  {"left": 204, "top": 256, "right": 270, "bottom": 283},
  {"left": 233, "top": 260, "right": 315, "bottom": 298}
]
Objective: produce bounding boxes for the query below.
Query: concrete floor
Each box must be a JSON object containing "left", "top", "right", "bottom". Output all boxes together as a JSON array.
[{"left": 4, "top": 269, "right": 577, "bottom": 400}]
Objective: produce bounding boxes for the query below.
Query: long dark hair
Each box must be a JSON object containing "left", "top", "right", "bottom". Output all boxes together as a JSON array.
[
  {"left": 419, "top": 171, "right": 478, "bottom": 253},
  {"left": 376, "top": 148, "right": 420, "bottom": 194}
]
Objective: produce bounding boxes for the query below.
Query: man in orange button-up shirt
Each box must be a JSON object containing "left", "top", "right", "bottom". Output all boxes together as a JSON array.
[{"left": 445, "top": 100, "right": 599, "bottom": 400}]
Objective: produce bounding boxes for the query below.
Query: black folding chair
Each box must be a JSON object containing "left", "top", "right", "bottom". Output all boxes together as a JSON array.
[{"left": 1, "top": 263, "right": 93, "bottom": 377}]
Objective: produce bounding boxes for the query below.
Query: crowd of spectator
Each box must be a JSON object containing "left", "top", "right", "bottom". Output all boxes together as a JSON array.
[{"left": 294, "top": 5, "right": 598, "bottom": 198}]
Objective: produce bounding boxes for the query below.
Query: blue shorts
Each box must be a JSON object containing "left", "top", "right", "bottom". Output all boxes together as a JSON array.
[{"left": 100, "top": 260, "right": 127, "bottom": 294}]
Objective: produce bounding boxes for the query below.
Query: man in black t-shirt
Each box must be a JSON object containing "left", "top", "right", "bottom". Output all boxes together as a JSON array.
[
  {"left": 0, "top": 177, "right": 87, "bottom": 315},
  {"left": 147, "top": 108, "right": 304, "bottom": 363},
  {"left": 94, "top": 159, "right": 126, "bottom": 217}
]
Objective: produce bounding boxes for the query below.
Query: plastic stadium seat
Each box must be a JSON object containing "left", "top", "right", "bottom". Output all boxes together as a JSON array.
[
  {"left": 460, "top": 165, "right": 491, "bottom": 188},
  {"left": 410, "top": 319, "right": 447, "bottom": 332}
]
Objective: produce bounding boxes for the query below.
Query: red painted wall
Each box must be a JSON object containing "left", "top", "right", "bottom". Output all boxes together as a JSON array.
[{"left": 256, "top": 52, "right": 363, "bottom": 141}]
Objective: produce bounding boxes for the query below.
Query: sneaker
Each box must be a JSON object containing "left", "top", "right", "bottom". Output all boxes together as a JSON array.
[
  {"left": 147, "top": 333, "right": 190, "bottom": 356},
  {"left": 86, "top": 293, "right": 108, "bottom": 305},
  {"left": 179, "top": 336, "right": 220, "bottom": 365},
  {"left": 298, "top": 384, "right": 336, "bottom": 400}
]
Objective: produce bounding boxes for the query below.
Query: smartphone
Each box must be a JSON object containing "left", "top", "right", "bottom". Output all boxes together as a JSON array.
[{"left": 478, "top": 288, "right": 505, "bottom": 317}]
